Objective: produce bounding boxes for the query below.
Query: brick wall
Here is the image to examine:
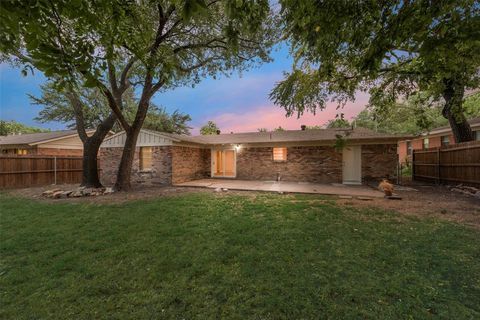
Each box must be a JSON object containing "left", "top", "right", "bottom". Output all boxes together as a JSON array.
[
  {"left": 236, "top": 144, "right": 397, "bottom": 183},
  {"left": 236, "top": 146, "right": 343, "bottom": 183},
  {"left": 398, "top": 141, "right": 408, "bottom": 164},
  {"left": 99, "top": 146, "right": 172, "bottom": 186},
  {"left": 99, "top": 144, "right": 398, "bottom": 186},
  {"left": 361, "top": 144, "right": 398, "bottom": 182},
  {"left": 171, "top": 146, "right": 210, "bottom": 184}
]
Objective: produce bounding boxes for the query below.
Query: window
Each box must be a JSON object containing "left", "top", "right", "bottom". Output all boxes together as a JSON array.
[
  {"left": 406, "top": 141, "right": 412, "bottom": 156},
  {"left": 441, "top": 135, "right": 450, "bottom": 146},
  {"left": 423, "top": 138, "right": 429, "bottom": 150},
  {"left": 273, "top": 147, "right": 287, "bottom": 161},
  {"left": 139, "top": 147, "right": 152, "bottom": 171},
  {"left": 475, "top": 131, "right": 480, "bottom": 141},
  {"left": 15, "top": 149, "right": 27, "bottom": 155}
]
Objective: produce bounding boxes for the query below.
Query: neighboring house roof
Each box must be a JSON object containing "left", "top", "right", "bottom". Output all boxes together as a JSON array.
[
  {"left": 422, "top": 117, "right": 480, "bottom": 137},
  {"left": 0, "top": 129, "right": 95, "bottom": 147},
  {"left": 102, "top": 127, "right": 410, "bottom": 148}
]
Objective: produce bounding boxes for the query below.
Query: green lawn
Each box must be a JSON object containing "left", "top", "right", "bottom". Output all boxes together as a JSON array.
[{"left": 1, "top": 192, "right": 479, "bottom": 319}]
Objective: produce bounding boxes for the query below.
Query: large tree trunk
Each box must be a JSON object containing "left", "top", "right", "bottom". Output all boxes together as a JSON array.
[
  {"left": 80, "top": 114, "right": 116, "bottom": 188},
  {"left": 81, "top": 138, "right": 103, "bottom": 188},
  {"left": 442, "top": 79, "right": 474, "bottom": 143},
  {"left": 113, "top": 127, "right": 143, "bottom": 191},
  {"left": 114, "top": 97, "right": 151, "bottom": 191}
]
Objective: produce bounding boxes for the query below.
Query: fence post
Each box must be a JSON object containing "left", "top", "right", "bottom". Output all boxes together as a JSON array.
[
  {"left": 436, "top": 148, "right": 441, "bottom": 185},
  {"left": 411, "top": 151, "right": 414, "bottom": 181},
  {"left": 54, "top": 156, "right": 57, "bottom": 185}
]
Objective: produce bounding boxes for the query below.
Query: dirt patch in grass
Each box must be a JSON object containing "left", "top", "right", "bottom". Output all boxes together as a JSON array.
[{"left": 337, "top": 183, "right": 480, "bottom": 229}]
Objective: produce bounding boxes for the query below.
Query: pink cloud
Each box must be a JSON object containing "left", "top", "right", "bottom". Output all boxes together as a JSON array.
[{"left": 192, "top": 92, "right": 369, "bottom": 134}]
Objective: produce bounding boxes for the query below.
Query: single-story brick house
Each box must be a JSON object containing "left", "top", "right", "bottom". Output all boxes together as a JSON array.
[
  {"left": 0, "top": 130, "right": 95, "bottom": 156},
  {"left": 398, "top": 117, "right": 480, "bottom": 164},
  {"left": 100, "top": 127, "right": 407, "bottom": 186}
]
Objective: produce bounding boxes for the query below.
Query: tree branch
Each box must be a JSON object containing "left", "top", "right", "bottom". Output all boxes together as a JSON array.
[
  {"left": 177, "top": 57, "right": 217, "bottom": 73},
  {"left": 107, "top": 61, "right": 119, "bottom": 93},
  {"left": 150, "top": 79, "right": 167, "bottom": 95},
  {"left": 94, "top": 80, "right": 131, "bottom": 131},
  {"left": 173, "top": 38, "right": 226, "bottom": 53},
  {"left": 65, "top": 89, "right": 88, "bottom": 143},
  {"left": 119, "top": 58, "right": 137, "bottom": 93}
]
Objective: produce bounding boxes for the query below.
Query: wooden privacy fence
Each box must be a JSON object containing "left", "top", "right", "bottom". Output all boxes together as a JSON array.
[
  {"left": 0, "top": 156, "right": 89, "bottom": 189},
  {"left": 412, "top": 140, "right": 480, "bottom": 187}
]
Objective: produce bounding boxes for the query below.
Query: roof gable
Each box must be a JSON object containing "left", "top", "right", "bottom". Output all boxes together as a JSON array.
[{"left": 101, "top": 129, "right": 177, "bottom": 147}]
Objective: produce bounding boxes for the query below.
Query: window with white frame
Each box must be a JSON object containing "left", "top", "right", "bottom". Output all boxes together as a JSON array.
[
  {"left": 423, "top": 138, "right": 429, "bottom": 150},
  {"left": 406, "top": 141, "right": 412, "bottom": 156},
  {"left": 441, "top": 135, "right": 450, "bottom": 146}
]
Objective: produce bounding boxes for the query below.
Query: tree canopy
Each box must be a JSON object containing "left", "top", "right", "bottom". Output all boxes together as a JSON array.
[
  {"left": 355, "top": 91, "right": 480, "bottom": 135},
  {"left": 325, "top": 118, "right": 350, "bottom": 129},
  {"left": 200, "top": 120, "right": 220, "bottom": 135},
  {"left": 0, "top": 120, "right": 49, "bottom": 136},
  {"left": 271, "top": 0, "right": 480, "bottom": 142},
  {"left": 31, "top": 82, "right": 192, "bottom": 135}
]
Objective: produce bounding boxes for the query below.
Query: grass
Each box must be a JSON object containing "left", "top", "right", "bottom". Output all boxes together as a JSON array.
[{"left": 1, "top": 192, "right": 479, "bottom": 319}]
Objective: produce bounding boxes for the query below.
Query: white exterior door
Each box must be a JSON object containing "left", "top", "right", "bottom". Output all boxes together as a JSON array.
[{"left": 342, "top": 145, "right": 362, "bottom": 184}]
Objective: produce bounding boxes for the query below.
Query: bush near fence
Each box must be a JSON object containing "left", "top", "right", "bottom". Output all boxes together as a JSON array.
[
  {"left": 412, "top": 140, "right": 480, "bottom": 187},
  {"left": 0, "top": 155, "right": 97, "bottom": 189}
]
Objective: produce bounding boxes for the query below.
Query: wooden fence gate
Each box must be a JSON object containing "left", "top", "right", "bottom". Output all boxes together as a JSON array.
[
  {"left": 0, "top": 156, "right": 89, "bottom": 189},
  {"left": 412, "top": 141, "right": 480, "bottom": 187}
]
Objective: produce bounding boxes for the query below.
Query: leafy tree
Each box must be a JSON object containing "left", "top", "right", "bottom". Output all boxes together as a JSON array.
[
  {"left": 305, "top": 125, "right": 322, "bottom": 130},
  {"left": 32, "top": 82, "right": 192, "bottom": 135},
  {"left": 200, "top": 121, "right": 220, "bottom": 135},
  {"left": 127, "top": 106, "right": 191, "bottom": 135},
  {"left": 354, "top": 104, "right": 446, "bottom": 135},
  {"left": 0, "top": 120, "right": 49, "bottom": 136},
  {"left": 2, "top": 0, "right": 275, "bottom": 190},
  {"left": 274, "top": 126, "right": 285, "bottom": 131},
  {"left": 257, "top": 128, "right": 268, "bottom": 132},
  {"left": 354, "top": 91, "right": 479, "bottom": 135},
  {"left": 31, "top": 82, "right": 111, "bottom": 129},
  {"left": 325, "top": 118, "right": 350, "bottom": 129},
  {"left": 271, "top": 1, "right": 480, "bottom": 143},
  {"left": 463, "top": 92, "right": 480, "bottom": 118}
]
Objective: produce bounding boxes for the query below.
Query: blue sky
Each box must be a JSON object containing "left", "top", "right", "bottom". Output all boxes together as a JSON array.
[{"left": 0, "top": 44, "right": 367, "bottom": 134}]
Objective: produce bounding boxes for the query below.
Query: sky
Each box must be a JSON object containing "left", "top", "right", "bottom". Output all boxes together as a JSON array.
[{"left": 0, "top": 44, "right": 368, "bottom": 135}]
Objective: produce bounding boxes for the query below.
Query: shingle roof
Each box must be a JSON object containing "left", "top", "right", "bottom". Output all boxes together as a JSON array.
[
  {"left": 0, "top": 130, "right": 81, "bottom": 146},
  {"left": 426, "top": 117, "right": 480, "bottom": 135},
  {"left": 165, "top": 127, "right": 410, "bottom": 145}
]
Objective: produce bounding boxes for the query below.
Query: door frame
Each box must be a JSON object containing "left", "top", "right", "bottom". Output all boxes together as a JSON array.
[
  {"left": 342, "top": 145, "right": 362, "bottom": 185},
  {"left": 211, "top": 148, "right": 237, "bottom": 178}
]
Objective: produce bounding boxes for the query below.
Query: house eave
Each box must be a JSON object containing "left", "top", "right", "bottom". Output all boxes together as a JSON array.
[{"left": 28, "top": 129, "right": 96, "bottom": 146}]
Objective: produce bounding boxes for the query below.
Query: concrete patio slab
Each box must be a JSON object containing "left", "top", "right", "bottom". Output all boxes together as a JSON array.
[{"left": 175, "top": 179, "right": 384, "bottom": 198}]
